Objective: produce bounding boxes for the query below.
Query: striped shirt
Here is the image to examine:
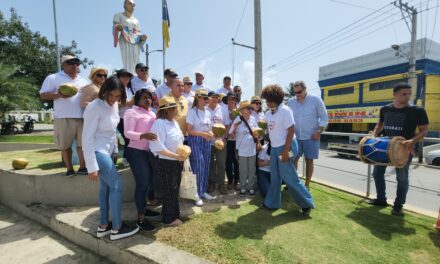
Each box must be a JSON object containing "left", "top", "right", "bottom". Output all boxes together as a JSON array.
[{"left": 287, "top": 94, "right": 328, "bottom": 140}]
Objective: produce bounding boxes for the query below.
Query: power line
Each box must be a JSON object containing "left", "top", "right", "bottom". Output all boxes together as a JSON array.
[
  {"left": 428, "top": 0, "right": 439, "bottom": 52},
  {"left": 175, "top": 43, "right": 231, "bottom": 70},
  {"left": 234, "top": 0, "right": 250, "bottom": 39},
  {"left": 328, "top": 0, "right": 376, "bottom": 11},
  {"left": 271, "top": 5, "right": 438, "bottom": 74}
]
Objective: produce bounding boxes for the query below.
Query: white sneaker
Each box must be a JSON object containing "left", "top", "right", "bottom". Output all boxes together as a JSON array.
[
  {"left": 122, "top": 158, "right": 129, "bottom": 167},
  {"left": 195, "top": 199, "right": 204, "bottom": 207},
  {"left": 203, "top": 192, "right": 216, "bottom": 200}
]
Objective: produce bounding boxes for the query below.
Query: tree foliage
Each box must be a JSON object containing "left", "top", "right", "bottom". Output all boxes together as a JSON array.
[
  {"left": 0, "top": 64, "right": 40, "bottom": 116},
  {"left": 0, "top": 8, "right": 93, "bottom": 111}
]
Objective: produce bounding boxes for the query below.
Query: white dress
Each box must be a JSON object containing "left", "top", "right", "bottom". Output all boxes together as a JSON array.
[{"left": 113, "top": 13, "right": 143, "bottom": 75}]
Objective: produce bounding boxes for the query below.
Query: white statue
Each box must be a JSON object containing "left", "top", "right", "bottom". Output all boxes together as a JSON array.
[{"left": 113, "top": 0, "right": 147, "bottom": 74}]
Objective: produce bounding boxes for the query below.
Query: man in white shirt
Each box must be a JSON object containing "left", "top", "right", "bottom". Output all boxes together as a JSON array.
[
  {"left": 233, "top": 85, "right": 242, "bottom": 103},
  {"left": 191, "top": 72, "right": 210, "bottom": 91},
  {"left": 156, "top": 68, "right": 178, "bottom": 99},
  {"left": 39, "top": 55, "right": 89, "bottom": 176},
  {"left": 182, "top": 76, "right": 195, "bottom": 107},
  {"left": 216, "top": 76, "right": 233, "bottom": 95},
  {"left": 131, "top": 63, "right": 156, "bottom": 93}
]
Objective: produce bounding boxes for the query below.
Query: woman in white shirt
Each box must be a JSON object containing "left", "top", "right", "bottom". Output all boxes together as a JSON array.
[
  {"left": 251, "top": 95, "right": 265, "bottom": 121},
  {"left": 149, "top": 96, "right": 186, "bottom": 226},
  {"left": 260, "top": 84, "right": 315, "bottom": 216},
  {"left": 83, "top": 77, "right": 139, "bottom": 240},
  {"left": 186, "top": 89, "right": 214, "bottom": 206},
  {"left": 229, "top": 100, "right": 259, "bottom": 197}
]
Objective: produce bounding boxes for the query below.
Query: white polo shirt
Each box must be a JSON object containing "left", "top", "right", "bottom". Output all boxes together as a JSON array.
[
  {"left": 265, "top": 104, "right": 296, "bottom": 148},
  {"left": 216, "top": 86, "right": 233, "bottom": 95},
  {"left": 131, "top": 76, "right": 156, "bottom": 93},
  {"left": 155, "top": 83, "right": 171, "bottom": 99},
  {"left": 182, "top": 91, "right": 195, "bottom": 108},
  {"left": 192, "top": 83, "right": 210, "bottom": 92},
  {"left": 186, "top": 108, "right": 212, "bottom": 132},
  {"left": 39, "top": 71, "right": 89, "bottom": 119}
]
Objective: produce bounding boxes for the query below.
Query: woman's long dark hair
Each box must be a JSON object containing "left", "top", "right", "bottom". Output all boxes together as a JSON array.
[{"left": 98, "top": 77, "right": 127, "bottom": 105}]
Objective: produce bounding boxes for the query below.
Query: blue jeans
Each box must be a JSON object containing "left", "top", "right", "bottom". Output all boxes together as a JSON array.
[
  {"left": 256, "top": 169, "right": 271, "bottom": 197},
  {"left": 126, "top": 147, "right": 152, "bottom": 215},
  {"left": 264, "top": 140, "right": 315, "bottom": 209},
  {"left": 96, "top": 151, "right": 122, "bottom": 229},
  {"left": 372, "top": 155, "right": 412, "bottom": 208}
]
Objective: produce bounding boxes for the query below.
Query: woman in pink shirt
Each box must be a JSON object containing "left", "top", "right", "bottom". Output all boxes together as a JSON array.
[{"left": 124, "top": 89, "right": 159, "bottom": 232}]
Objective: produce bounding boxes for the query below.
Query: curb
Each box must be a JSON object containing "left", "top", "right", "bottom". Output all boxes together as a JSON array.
[{"left": 2, "top": 200, "right": 212, "bottom": 264}]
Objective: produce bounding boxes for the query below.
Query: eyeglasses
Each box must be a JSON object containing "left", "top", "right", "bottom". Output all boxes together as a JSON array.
[
  {"left": 96, "top": 73, "right": 107, "bottom": 78},
  {"left": 294, "top": 89, "right": 304, "bottom": 95},
  {"left": 184, "top": 82, "right": 193, "bottom": 86},
  {"left": 66, "top": 61, "right": 80, "bottom": 66}
]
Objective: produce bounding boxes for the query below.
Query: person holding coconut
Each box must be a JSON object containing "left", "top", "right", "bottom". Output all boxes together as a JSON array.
[
  {"left": 229, "top": 100, "right": 260, "bottom": 197},
  {"left": 149, "top": 96, "right": 187, "bottom": 226},
  {"left": 206, "top": 91, "right": 230, "bottom": 195}
]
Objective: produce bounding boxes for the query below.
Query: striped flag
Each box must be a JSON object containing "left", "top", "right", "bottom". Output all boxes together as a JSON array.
[{"left": 162, "top": 0, "right": 170, "bottom": 49}]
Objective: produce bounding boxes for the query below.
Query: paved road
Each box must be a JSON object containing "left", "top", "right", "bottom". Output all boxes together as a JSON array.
[
  {"left": 0, "top": 205, "right": 110, "bottom": 264},
  {"left": 300, "top": 150, "right": 440, "bottom": 216}
]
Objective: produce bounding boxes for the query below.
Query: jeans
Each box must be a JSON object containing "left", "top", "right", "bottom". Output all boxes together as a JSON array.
[
  {"left": 126, "top": 147, "right": 152, "bottom": 215},
  {"left": 264, "top": 140, "right": 315, "bottom": 209},
  {"left": 256, "top": 169, "right": 271, "bottom": 197},
  {"left": 373, "top": 155, "right": 412, "bottom": 208},
  {"left": 226, "top": 140, "right": 239, "bottom": 184},
  {"left": 96, "top": 151, "right": 122, "bottom": 229}
]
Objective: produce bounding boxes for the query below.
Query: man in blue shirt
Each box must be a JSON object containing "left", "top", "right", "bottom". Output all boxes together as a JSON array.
[{"left": 287, "top": 81, "right": 328, "bottom": 189}]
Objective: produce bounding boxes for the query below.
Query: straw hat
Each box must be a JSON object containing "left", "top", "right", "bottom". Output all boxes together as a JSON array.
[
  {"left": 88, "top": 67, "right": 108, "bottom": 81},
  {"left": 158, "top": 96, "right": 178, "bottom": 110},
  {"left": 182, "top": 76, "right": 193, "bottom": 84},
  {"left": 251, "top": 95, "right": 261, "bottom": 103},
  {"left": 195, "top": 89, "right": 209, "bottom": 97},
  {"left": 238, "top": 100, "right": 253, "bottom": 111}
]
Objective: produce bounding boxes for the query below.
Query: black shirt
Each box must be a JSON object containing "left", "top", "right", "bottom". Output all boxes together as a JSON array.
[{"left": 379, "top": 103, "right": 429, "bottom": 140}]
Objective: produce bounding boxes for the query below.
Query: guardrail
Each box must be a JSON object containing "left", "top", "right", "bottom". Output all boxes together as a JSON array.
[{"left": 299, "top": 131, "right": 440, "bottom": 198}]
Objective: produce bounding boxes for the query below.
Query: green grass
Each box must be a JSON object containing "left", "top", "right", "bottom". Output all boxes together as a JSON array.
[
  {"left": 154, "top": 185, "right": 440, "bottom": 264},
  {"left": 0, "top": 135, "right": 53, "bottom": 144}
]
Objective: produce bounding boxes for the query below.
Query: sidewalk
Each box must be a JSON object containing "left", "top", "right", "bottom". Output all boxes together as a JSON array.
[{"left": 0, "top": 204, "right": 110, "bottom": 264}]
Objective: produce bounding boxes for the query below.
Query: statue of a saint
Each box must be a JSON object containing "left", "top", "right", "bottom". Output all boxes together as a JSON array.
[{"left": 113, "top": 0, "right": 147, "bottom": 74}]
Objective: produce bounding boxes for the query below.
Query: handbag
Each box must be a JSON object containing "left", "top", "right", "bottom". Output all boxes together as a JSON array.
[
  {"left": 179, "top": 159, "right": 198, "bottom": 201},
  {"left": 240, "top": 116, "right": 263, "bottom": 152}
]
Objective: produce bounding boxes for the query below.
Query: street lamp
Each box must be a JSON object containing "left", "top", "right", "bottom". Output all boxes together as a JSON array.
[{"left": 145, "top": 44, "right": 163, "bottom": 68}]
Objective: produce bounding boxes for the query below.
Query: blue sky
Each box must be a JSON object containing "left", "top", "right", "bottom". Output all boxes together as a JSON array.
[{"left": 1, "top": 0, "right": 439, "bottom": 100}]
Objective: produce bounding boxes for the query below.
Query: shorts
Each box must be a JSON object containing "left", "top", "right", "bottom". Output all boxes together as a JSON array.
[
  {"left": 296, "top": 139, "right": 320, "bottom": 159},
  {"left": 54, "top": 118, "right": 83, "bottom": 150}
]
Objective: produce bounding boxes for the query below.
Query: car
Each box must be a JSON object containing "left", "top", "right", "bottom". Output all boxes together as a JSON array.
[{"left": 425, "top": 149, "right": 440, "bottom": 166}]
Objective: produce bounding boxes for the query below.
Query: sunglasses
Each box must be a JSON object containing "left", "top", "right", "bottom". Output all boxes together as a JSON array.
[
  {"left": 184, "top": 82, "right": 193, "bottom": 85},
  {"left": 198, "top": 96, "right": 209, "bottom": 101},
  {"left": 252, "top": 101, "right": 261, "bottom": 105},
  {"left": 96, "top": 73, "right": 107, "bottom": 78},
  {"left": 66, "top": 61, "right": 80, "bottom": 66},
  {"left": 294, "top": 89, "right": 304, "bottom": 95}
]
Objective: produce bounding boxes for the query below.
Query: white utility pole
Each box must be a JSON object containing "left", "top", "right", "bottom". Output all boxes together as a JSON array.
[
  {"left": 52, "top": 0, "right": 60, "bottom": 72},
  {"left": 394, "top": 0, "right": 417, "bottom": 103},
  {"left": 254, "top": 0, "right": 263, "bottom": 96}
]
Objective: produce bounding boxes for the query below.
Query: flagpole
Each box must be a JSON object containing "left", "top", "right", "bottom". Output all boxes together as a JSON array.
[{"left": 162, "top": 0, "right": 166, "bottom": 77}]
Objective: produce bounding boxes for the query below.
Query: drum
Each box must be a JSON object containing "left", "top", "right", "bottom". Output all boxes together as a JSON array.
[{"left": 358, "top": 136, "right": 409, "bottom": 168}]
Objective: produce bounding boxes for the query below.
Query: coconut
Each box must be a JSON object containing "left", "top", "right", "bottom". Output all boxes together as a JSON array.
[
  {"left": 212, "top": 124, "right": 226, "bottom": 137},
  {"left": 58, "top": 83, "right": 78, "bottom": 97},
  {"left": 258, "top": 120, "right": 268, "bottom": 130},
  {"left": 229, "top": 109, "right": 240, "bottom": 120},
  {"left": 252, "top": 128, "right": 264, "bottom": 138},
  {"left": 12, "top": 158, "right": 29, "bottom": 170},
  {"left": 214, "top": 139, "right": 225, "bottom": 150},
  {"left": 176, "top": 145, "right": 191, "bottom": 159}
]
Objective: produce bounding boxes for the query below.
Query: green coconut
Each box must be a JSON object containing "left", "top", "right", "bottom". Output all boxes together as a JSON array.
[
  {"left": 212, "top": 124, "right": 226, "bottom": 137},
  {"left": 12, "top": 158, "right": 29, "bottom": 170},
  {"left": 258, "top": 120, "right": 268, "bottom": 130},
  {"left": 229, "top": 109, "right": 240, "bottom": 120},
  {"left": 58, "top": 83, "right": 78, "bottom": 97}
]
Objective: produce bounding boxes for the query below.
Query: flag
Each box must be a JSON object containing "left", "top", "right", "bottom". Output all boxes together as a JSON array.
[{"left": 162, "top": 0, "right": 170, "bottom": 49}]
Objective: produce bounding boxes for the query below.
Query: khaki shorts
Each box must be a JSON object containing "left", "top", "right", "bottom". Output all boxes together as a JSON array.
[{"left": 54, "top": 118, "right": 83, "bottom": 150}]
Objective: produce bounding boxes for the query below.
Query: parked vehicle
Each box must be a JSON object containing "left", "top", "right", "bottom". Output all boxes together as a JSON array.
[{"left": 426, "top": 150, "right": 440, "bottom": 166}]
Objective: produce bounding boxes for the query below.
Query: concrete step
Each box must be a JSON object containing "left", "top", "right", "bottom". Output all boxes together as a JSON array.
[
  {"left": 5, "top": 192, "right": 250, "bottom": 264},
  {"left": 0, "top": 204, "right": 110, "bottom": 264}
]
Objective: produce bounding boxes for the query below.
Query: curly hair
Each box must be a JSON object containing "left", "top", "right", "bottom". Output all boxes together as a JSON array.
[{"left": 261, "top": 84, "right": 284, "bottom": 105}]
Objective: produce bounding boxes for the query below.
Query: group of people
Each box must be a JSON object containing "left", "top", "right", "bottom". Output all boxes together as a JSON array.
[{"left": 39, "top": 54, "right": 429, "bottom": 241}]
